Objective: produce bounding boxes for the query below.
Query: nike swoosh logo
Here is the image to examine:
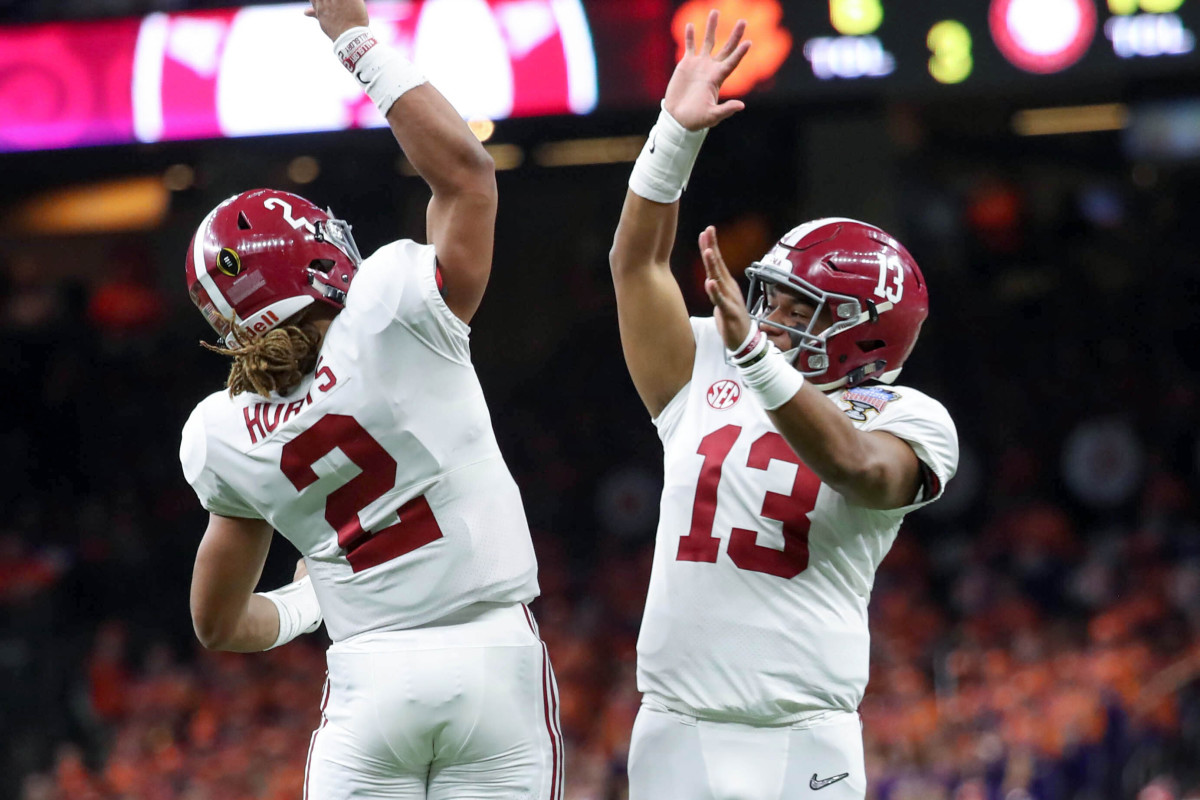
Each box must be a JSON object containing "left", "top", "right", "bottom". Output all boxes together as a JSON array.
[
  {"left": 648, "top": 132, "right": 657, "bottom": 154},
  {"left": 810, "top": 772, "right": 849, "bottom": 790},
  {"left": 355, "top": 70, "right": 370, "bottom": 86}
]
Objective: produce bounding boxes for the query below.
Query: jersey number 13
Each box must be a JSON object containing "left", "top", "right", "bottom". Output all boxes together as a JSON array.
[{"left": 677, "top": 425, "right": 820, "bottom": 579}]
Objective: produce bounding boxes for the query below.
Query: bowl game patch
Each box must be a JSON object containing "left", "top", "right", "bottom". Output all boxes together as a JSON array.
[{"left": 841, "top": 386, "right": 900, "bottom": 421}]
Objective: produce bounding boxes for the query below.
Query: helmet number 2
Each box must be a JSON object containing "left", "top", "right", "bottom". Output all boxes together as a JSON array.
[
  {"left": 873, "top": 253, "right": 904, "bottom": 304},
  {"left": 263, "top": 197, "right": 317, "bottom": 234}
]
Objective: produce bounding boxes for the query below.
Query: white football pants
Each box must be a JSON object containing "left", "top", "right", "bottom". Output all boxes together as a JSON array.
[
  {"left": 627, "top": 702, "right": 865, "bottom": 800},
  {"left": 304, "top": 602, "right": 563, "bottom": 800}
]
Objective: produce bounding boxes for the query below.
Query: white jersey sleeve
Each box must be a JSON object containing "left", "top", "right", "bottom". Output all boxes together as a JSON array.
[
  {"left": 851, "top": 385, "right": 959, "bottom": 512},
  {"left": 341, "top": 239, "right": 471, "bottom": 365},
  {"left": 180, "top": 402, "right": 262, "bottom": 519}
]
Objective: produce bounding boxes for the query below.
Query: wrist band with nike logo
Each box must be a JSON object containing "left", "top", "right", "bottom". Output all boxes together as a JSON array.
[
  {"left": 333, "top": 26, "right": 427, "bottom": 117},
  {"left": 628, "top": 103, "right": 708, "bottom": 204}
]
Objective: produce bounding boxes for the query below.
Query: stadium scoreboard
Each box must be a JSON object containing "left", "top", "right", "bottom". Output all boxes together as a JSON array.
[{"left": 706, "top": 0, "right": 1200, "bottom": 100}]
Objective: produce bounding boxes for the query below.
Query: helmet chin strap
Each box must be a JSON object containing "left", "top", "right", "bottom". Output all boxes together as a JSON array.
[{"left": 844, "top": 359, "right": 888, "bottom": 387}]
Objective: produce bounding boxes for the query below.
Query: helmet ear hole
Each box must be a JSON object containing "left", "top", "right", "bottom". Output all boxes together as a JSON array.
[
  {"left": 857, "top": 339, "right": 885, "bottom": 353},
  {"left": 309, "top": 259, "right": 336, "bottom": 275},
  {"left": 237, "top": 212, "right": 252, "bottom": 230}
]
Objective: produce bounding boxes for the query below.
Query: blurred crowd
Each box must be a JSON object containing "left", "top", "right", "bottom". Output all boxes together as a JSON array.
[{"left": 9, "top": 478, "right": 1200, "bottom": 799}]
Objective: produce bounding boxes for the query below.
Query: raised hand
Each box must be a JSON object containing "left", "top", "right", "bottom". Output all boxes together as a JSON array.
[
  {"left": 699, "top": 226, "right": 753, "bottom": 351},
  {"left": 664, "top": 10, "right": 752, "bottom": 132},
  {"left": 305, "top": 0, "right": 370, "bottom": 41}
]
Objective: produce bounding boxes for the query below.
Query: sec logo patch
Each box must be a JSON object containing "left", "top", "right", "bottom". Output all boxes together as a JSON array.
[{"left": 707, "top": 380, "right": 741, "bottom": 410}]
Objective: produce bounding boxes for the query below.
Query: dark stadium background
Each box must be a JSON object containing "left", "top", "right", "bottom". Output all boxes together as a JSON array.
[{"left": 3, "top": 1, "right": 1199, "bottom": 798}]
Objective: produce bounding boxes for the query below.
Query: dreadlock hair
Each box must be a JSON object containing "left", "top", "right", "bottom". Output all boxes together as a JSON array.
[{"left": 200, "top": 313, "right": 325, "bottom": 398}]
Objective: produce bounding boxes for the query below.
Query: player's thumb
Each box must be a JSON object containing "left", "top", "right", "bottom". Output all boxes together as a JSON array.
[{"left": 712, "top": 99, "right": 745, "bottom": 124}]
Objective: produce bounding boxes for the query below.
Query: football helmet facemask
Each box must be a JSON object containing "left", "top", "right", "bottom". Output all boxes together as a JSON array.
[{"left": 744, "top": 217, "right": 929, "bottom": 392}]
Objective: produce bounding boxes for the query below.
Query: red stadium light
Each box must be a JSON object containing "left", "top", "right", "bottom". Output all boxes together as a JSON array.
[{"left": 989, "top": 0, "right": 1098, "bottom": 74}]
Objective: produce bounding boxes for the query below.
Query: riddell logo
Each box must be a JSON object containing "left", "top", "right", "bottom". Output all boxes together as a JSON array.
[
  {"left": 238, "top": 309, "right": 280, "bottom": 341},
  {"left": 707, "top": 379, "right": 741, "bottom": 409}
]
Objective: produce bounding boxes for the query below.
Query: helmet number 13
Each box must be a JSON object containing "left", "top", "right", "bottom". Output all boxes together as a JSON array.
[{"left": 874, "top": 253, "right": 904, "bottom": 303}]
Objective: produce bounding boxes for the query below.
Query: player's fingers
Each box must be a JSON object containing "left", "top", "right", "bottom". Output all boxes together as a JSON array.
[
  {"left": 705, "top": 227, "right": 732, "bottom": 279},
  {"left": 304, "top": 7, "right": 316, "bottom": 16},
  {"left": 711, "top": 99, "right": 746, "bottom": 124},
  {"left": 715, "top": 19, "right": 746, "bottom": 60},
  {"left": 721, "top": 41, "right": 753, "bottom": 76},
  {"left": 703, "top": 251, "right": 736, "bottom": 309},
  {"left": 698, "top": 228, "right": 717, "bottom": 274},
  {"left": 701, "top": 248, "right": 721, "bottom": 284},
  {"left": 704, "top": 276, "right": 734, "bottom": 314},
  {"left": 702, "top": 9, "right": 718, "bottom": 54},
  {"left": 685, "top": 22, "right": 695, "bottom": 55},
  {"left": 701, "top": 240, "right": 731, "bottom": 294}
]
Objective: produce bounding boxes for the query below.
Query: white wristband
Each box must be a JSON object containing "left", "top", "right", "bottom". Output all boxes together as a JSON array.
[
  {"left": 737, "top": 343, "right": 805, "bottom": 410},
  {"left": 628, "top": 104, "right": 708, "bottom": 204},
  {"left": 333, "top": 26, "right": 427, "bottom": 117},
  {"left": 258, "top": 575, "right": 323, "bottom": 650},
  {"left": 729, "top": 325, "right": 766, "bottom": 366}
]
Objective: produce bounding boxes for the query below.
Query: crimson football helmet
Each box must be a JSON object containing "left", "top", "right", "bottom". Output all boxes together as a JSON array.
[
  {"left": 745, "top": 218, "right": 929, "bottom": 391},
  {"left": 186, "top": 189, "right": 363, "bottom": 346}
]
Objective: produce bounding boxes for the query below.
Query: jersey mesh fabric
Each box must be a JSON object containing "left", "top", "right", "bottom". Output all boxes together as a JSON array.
[
  {"left": 180, "top": 240, "right": 539, "bottom": 642},
  {"left": 636, "top": 318, "right": 958, "bottom": 724}
]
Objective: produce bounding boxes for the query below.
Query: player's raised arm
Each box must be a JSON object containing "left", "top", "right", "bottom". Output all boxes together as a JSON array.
[
  {"left": 309, "top": 0, "right": 497, "bottom": 323},
  {"left": 609, "top": 11, "right": 750, "bottom": 417}
]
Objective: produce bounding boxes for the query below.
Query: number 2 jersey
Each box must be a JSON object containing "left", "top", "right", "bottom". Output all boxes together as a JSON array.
[
  {"left": 637, "top": 317, "right": 958, "bottom": 723},
  {"left": 179, "top": 240, "right": 539, "bottom": 643}
]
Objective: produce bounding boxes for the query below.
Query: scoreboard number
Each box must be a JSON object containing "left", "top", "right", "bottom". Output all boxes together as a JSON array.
[
  {"left": 1109, "top": 0, "right": 1185, "bottom": 13},
  {"left": 928, "top": 20, "right": 974, "bottom": 84},
  {"left": 829, "top": 0, "right": 884, "bottom": 36}
]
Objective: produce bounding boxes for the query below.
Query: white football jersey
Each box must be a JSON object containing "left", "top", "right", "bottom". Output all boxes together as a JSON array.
[
  {"left": 637, "top": 318, "right": 958, "bottom": 723},
  {"left": 180, "top": 240, "right": 539, "bottom": 642}
]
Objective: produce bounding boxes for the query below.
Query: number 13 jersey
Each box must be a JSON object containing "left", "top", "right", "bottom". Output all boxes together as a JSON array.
[
  {"left": 637, "top": 317, "right": 958, "bottom": 723},
  {"left": 179, "top": 240, "right": 539, "bottom": 643}
]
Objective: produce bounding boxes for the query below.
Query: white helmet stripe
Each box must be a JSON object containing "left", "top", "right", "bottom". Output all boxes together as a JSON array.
[
  {"left": 778, "top": 217, "right": 876, "bottom": 247},
  {"left": 191, "top": 206, "right": 237, "bottom": 321}
]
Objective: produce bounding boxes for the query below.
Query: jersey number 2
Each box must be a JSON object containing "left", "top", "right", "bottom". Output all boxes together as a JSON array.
[
  {"left": 280, "top": 414, "right": 443, "bottom": 573},
  {"left": 677, "top": 424, "right": 820, "bottom": 579}
]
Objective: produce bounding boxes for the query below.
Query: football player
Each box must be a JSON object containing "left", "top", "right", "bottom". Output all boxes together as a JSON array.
[
  {"left": 179, "top": 1, "right": 562, "bottom": 798},
  {"left": 609, "top": 12, "right": 959, "bottom": 799}
]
